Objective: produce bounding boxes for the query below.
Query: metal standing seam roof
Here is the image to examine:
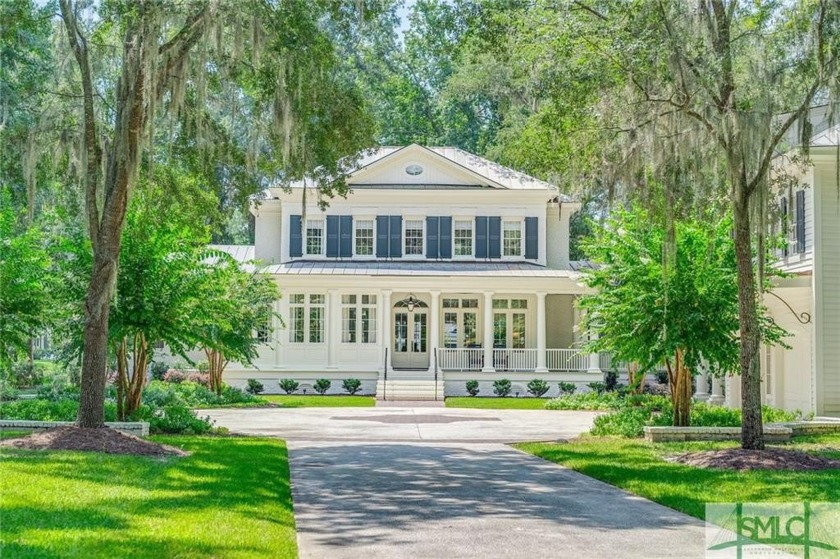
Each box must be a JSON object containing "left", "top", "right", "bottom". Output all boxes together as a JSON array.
[{"left": 260, "top": 260, "right": 581, "bottom": 278}]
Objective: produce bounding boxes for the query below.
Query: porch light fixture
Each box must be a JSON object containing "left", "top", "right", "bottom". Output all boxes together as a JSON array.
[{"left": 402, "top": 293, "right": 420, "bottom": 312}]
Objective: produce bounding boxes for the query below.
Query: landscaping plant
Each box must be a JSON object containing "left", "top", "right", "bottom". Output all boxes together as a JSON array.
[
  {"left": 558, "top": 382, "right": 576, "bottom": 395},
  {"left": 527, "top": 379, "right": 549, "bottom": 398},
  {"left": 342, "top": 378, "right": 362, "bottom": 395},
  {"left": 279, "top": 379, "right": 300, "bottom": 395},
  {"left": 246, "top": 379, "right": 265, "bottom": 395},
  {"left": 314, "top": 379, "right": 331, "bottom": 395},
  {"left": 465, "top": 380, "right": 480, "bottom": 397},
  {"left": 493, "top": 379, "right": 512, "bottom": 397}
]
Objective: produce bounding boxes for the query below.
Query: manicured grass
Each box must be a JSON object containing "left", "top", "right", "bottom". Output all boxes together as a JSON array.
[
  {"left": 0, "top": 436, "right": 297, "bottom": 558},
  {"left": 517, "top": 434, "right": 840, "bottom": 520},
  {"left": 261, "top": 394, "right": 375, "bottom": 407},
  {"left": 0, "top": 429, "right": 33, "bottom": 440},
  {"left": 445, "top": 397, "right": 549, "bottom": 409}
]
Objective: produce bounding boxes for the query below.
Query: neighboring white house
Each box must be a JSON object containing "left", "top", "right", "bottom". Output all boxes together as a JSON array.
[
  {"left": 740, "top": 109, "right": 840, "bottom": 417},
  {"left": 212, "top": 144, "right": 606, "bottom": 399}
]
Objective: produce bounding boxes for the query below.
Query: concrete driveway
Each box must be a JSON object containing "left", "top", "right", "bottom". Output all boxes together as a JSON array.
[{"left": 201, "top": 406, "right": 707, "bottom": 558}]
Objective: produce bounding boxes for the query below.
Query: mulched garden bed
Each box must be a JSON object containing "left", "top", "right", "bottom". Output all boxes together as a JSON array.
[
  {"left": 0, "top": 426, "right": 187, "bottom": 457},
  {"left": 670, "top": 448, "right": 840, "bottom": 471}
]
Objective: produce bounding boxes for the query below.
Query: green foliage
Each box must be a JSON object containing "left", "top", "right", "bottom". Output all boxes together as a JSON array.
[
  {"left": 0, "top": 399, "right": 117, "bottom": 422},
  {"left": 149, "top": 361, "right": 168, "bottom": 381},
  {"left": 558, "top": 382, "right": 577, "bottom": 395},
  {"left": 1, "top": 383, "right": 19, "bottom": 402},
  {"left": 586, "top": 382, "right": 606, "bottom": 395},
  {"left": 465, "top": 380, "right": 480, "bottom": 397},
  {"left": 143, "top": 405, "right": 214, "bottom": 435},
  {"left": 313, "top": 379, "right": 331, "bottom": 395},
  {"left": 526, "top": 379, "right": 549, "bottom": 398},
  {"left": 492, "top": 379, "right": 512, "bottom": 397},
  {"left": 246, "top": 379, "right": 265, "bottom": 395},
  {"left": 544, "top": 391, "right": 623, "bottom": 411},
  {"left": 342, "top": 378, "right": 362, "bottom": 395},
  {"left": 279, "top": 379, "right": 300, "bottom": 395},
  {"left": 142, "top": 380, "right": 254, "bottom": 408},
  {"left": 579, "top": 205, "right": 787, "bottom": 376},
  {"left": 9, "top": 361, "right": 46, "bottom": 388}
]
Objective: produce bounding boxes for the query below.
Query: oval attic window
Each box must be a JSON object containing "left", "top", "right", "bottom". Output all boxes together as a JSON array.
[{"left": 405, "top": 164, "right": 424, "bottom": 176}]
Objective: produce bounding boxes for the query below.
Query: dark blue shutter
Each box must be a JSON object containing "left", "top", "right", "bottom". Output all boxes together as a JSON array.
[
  {"left": 488, "top": 217, "right": 502, "bottom": 259},
  {"left": 376, "top": 216, "right": 390, "bottom": 258},
  {"left": 525, "top": 217, "right": 538, "bottom": 260},
  {"left": 426, "top": 216, "right": 440, "bottom": 259},
  {"left": 326, "top": 216, "right": 339, "bottom": 257},
  {"left": 780, "top": 197, "right": 789, "bottom": 257},
  {"left": 289, "top": 215, "right": 302, "bottom": 257},
  {"left": 340, "top": 216, "right": 353, "bottom": 257},
  {"left": 439, "top": 216, "right": 452, "bottom": 259},
  {"left": 796, "top": 190, "right": 806, "bottom": 254},
  {"left": 389, "top": 216, "right": 402, "bottom": 257},
  {"left": 475, "top": 217, "right": 488, "bottom": 259}
]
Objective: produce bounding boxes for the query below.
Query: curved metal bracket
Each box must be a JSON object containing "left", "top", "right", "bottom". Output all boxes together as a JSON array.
[{"left": 765, "top": 290, "right": 812, "bottom": 325}]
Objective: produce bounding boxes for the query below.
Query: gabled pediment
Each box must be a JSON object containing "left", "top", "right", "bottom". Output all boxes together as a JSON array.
[{"left": 348, "top": 144, "right": 507, "bottom": 189}]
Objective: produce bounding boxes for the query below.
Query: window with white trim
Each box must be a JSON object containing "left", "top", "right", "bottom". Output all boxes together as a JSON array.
[
  {"left": 492, "top": 298, "right": 527, "bottom": 348},
  {"left": 503, "top": 220, "right": 522, "bottom": 257},
  {"left": 354, "top": 219, "right": 374, "bottom": 256},
  {"left": 342, "top": 294, "right": 377, "bottom": 343},
  {"left": 442, "top": 298, "right": 479, "bottom": 348},
  {"left": 305, "top": 220, "right": 324, "bottom": 256},
  {"left": 289, "top": 294, "right": 325, "bottom": 343},
  {"left": 454, "top": 220, "right": 473, "bottom": 257},
  {"left": 404, "top": 219, "right": 424, "bottom": 256}
]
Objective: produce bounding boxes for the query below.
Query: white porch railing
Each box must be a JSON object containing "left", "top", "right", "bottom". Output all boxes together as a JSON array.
[
  {"left": 493, "top": 348, "right": 538, "bottom": 371},
  {"left": 437, "top": 348, "right": 484, "bottom": 371},
  {"left": 546, "top": 349, "right": 588, "bottom": 371}
]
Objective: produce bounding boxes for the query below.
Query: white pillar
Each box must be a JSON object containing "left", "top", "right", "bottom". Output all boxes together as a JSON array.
[
  {"left": 382, "top": 290, "right": 392, "bottom": 371},
  {"left": 327, "top": 290, "right": 340, "bottom": 369},
  {"left": 274, "top": 296, "right": 285, "bottom": 368},
  {"left": 482, "top": 291, "right": 495, "bottom": 372},
  {"left": 429, "top": 291, "right": 440, "bottom": 372},
  {"left": 536, "top": 292, "right": 548, "bottom": 372},
  {"left": 587, "top": 330, "right": 601, "bottom": 374},
  {"left": 709, "top": 376, "right": 725, "bottom": 406},
  {"left": 694, "top": 360, "right": 710, "bottom": 401}
]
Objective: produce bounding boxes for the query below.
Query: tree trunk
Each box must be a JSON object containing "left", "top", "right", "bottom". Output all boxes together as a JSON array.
[
  {"left": 126, "top": 333, "right": 149, "bottom": 417},
  {"left": 116, "top": 338, "right": 129, "bottom": 421},
  {"left": 733, "top": 190, "right": 764, "bottom": 449},
  {"left": 206, "top": 348, "right": 227, "bottom": 396},
  {"left": 667, "top": 349, "right": 692, "bottom": 427}
]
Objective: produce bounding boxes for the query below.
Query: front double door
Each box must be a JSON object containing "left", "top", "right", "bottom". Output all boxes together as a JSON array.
[{"left": 392, "top": 308, "right": 429, "bottom": 369}]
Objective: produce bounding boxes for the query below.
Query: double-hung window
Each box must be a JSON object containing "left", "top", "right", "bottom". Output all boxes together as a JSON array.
[
  {"left": 454, "top": 220, "right": 473, "bottom": 257},
  {"left": 341, "top": 294, "right": 377, "bottom": 343},
  {"left": 503, "top": 220, "right": 523, "bottom": 257},
  {"left": 354, "top": 219, "right": 374, "bottom": 256},
  {"left": 305, "top": 220, "right": 324, "bottom": 256},
  {"left": 404, "top": 219, "right": 424, "bottom": 256},
  {"left": 289, "top": 294, "right": 325, "bottom": 343}
]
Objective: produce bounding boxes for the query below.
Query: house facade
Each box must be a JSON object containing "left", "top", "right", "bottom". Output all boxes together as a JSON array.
[
  {"left": 216, "top": 144, "right": 603, "bottom": 399},
  {"left": 745, "top": 111, "right": 840, "bottom": 417}
]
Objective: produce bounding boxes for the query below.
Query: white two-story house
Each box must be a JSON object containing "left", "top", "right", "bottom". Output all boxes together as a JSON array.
[
  {"left": 215, "top": 144, "right": 602, "bottom": 399},
  {"left": 737, "top": 108, "right": 840, "bottom": 418}
]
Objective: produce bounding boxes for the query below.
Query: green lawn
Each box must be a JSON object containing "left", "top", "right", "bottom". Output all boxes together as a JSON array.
[
  {"left": 517, "top": 434, "right": 840, "bottom": 520},
  {"left": 0, "top": 435, "right": 297, "bottom": 559},
  {"left": 261, "top": 394, "right": 375, "bottom": 407},
  {"left": 446, "top": 397, "right": 549, "bottom": 409}
]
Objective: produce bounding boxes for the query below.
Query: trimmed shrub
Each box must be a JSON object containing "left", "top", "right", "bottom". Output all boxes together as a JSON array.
[
  {"left": 246, "top": 379, "right": 265, "bottom": 395},
  {"left": 586, "top": 381, "right": 606, "bottom": 395},
  {"left": 186, "top": 372, "right": 210, "bottom": 387},
  {"left": 163, "top": 369, "right": 187, "bottom": 384},
  {"left": 465, "top": 380, "right": 480, "bottom": 397},
  {"left": 150, "top": 361, "right": 169, "bottom": 381},
  {"left": 527, "top": 379, "right": 550, "bottom": 398},
  {"left": 655, "top": 370, "right": 669, "bottom": 385},
  {"left": 604, "top": 370, "right": 619, "bottom": 392},
  {"left": 279, "top": 378, "right": 300, "bottom": 394},
  {"left": 143, "top": 404, "right": 213, "bottom": 435},
  {"left": 545, "top": 391, "right": 623, "bottom": 410},
  {"left": 342, "top": 378, "right": 362, "bottom": 395},
  {"left": 493, "top": 379, "right": 512, "bottom": 397},
  {"left": 314, "top": 379, "right": 331, "bottom": 395},
  {"left": 558, "top": 382, "right": 577, "bottom": 395}
]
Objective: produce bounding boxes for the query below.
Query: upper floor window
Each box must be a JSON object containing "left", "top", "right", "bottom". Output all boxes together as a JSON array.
[
  {"left": 354, "top": 219, "right": 374, "bottom": 256},
  {"left": 305, "top": 220, "right": 324, "bottom": 256},
  {"left": 454, "top": 220, "right": 473, "bottom": 257},
  {"left": 404, "top": 219, "right": 424, "bottom": 256},
  {"left": 503, "top": 220, "right": 522, "bottom": 257},
  {"left": 289, "top": 294, "right": 325, "bottom": 343}
]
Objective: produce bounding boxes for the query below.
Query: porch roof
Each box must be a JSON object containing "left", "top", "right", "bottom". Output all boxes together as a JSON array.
[{"left": 262, "top": 260, "right": 581, "bottom": 278}]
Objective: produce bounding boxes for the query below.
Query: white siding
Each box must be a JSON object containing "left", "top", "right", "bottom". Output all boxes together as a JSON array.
[
  {"left": 253, "top": 202, "right": 283, "bottom": 264},
  {"left": 763, "top": 285, "right": 813, "bottom": 414},
  {"left": 815, "top": 159, "right": 840, "bottom": 416}
]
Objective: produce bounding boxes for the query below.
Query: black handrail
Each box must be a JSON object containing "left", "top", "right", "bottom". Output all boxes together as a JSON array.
[
  {"left": 434, "top": 348, "right": 439, "bottom": 401},
  {"left": 383, "top": 347, "right": 388, "bottom": 401}
]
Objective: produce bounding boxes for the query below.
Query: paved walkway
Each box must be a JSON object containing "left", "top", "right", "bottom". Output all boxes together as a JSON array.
[{"left": 202, "top": 407, "right": 707, "bottom": 558}]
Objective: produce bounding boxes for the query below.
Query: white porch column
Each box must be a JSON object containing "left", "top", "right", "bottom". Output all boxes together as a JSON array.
[
  {"left": 274, "top": 296, "right": 285, "bottom": 368},
  {"left": 482, "top": 291, "right": 495, "bottom": 372},
  {"left": 536, "top": 292, "right": 548, "bottom": 372},
  {"left": 429, "top": 291, "right": 441, "bottom": 372},
  {"left": 587, "top": 330, "right": 601, "bottom": 374},
  {"left": 327, "top": 289, "right": 339, "bottom": 369},
  {"left": 694, "top": 360, "right": 710, "bottom": 401},
  {"left": 709, "top": 376, "right": 725, "bottom": 406},
  {"left": 381, "top": 290, "right": 392, "bottom": 371}
]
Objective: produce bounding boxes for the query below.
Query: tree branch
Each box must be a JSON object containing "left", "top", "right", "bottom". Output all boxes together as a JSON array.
[
  {"left": 155, "top": 2, "right": 211, "bottom": 101},
  {"left": 59, "top": 0, "right": 102, "bottom": 251}
]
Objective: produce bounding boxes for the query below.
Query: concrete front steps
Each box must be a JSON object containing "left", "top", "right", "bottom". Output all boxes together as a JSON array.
[{"left": 376, "top": 371, "right": 444, "bottom": 401}]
